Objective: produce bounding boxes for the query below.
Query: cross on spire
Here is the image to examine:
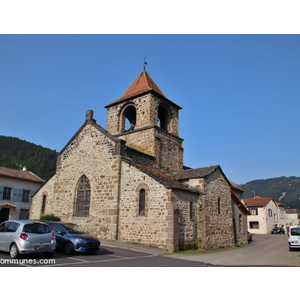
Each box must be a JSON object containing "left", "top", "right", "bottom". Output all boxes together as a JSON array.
[{"left": 144, "top": 57, "right": 147, "bottom": 70}]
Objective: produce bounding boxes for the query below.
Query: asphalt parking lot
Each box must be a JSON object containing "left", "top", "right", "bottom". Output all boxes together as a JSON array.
[
  {"left": 0, "top": 246, "right": 209, "bottom": 267},
  {"left": 1, "top": 234, "right": 299, "bottom": 267}
]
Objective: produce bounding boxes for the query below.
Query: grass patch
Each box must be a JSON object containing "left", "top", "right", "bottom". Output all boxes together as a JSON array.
[{"left": 171, "top": 244, "right": 245, "bottom": 255}]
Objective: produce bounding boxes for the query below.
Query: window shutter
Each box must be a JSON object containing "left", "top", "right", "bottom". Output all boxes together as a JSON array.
[
  {"left": 30, "top": 190, "right": 35, "bottom": 203},
  {"left": 0, "top": 186, "right": 4, "bottom": 200},
  {"left": 12, "top": 188, "right": 23, "bottom": 202}
]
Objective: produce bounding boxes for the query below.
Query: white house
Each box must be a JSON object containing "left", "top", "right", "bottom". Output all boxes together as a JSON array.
[
  {"left": 0, "top": 166, "right": 44, "bottom": 222},
  {"left": 274, "top": 201, "right": 287, "bottom": 230},
  {"left": 285, "top": 208, "right": 299, "bottom": 231},
  {"left": 244, "top": 196, "right": 283, "bottom": 234}
]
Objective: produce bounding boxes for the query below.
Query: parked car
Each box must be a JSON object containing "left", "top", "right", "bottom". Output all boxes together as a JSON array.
[
  {"left": 0, "top": 220, "right": 56, "bottom": 258},
  {"left": 288, "top": 225, "right": 300, "bottom": 251},
  {"left": 271, "top": 226, "right": 285, "bottom": 235},
  {"left": 47, "top": 222, "right": 100, "bottom": 254}
]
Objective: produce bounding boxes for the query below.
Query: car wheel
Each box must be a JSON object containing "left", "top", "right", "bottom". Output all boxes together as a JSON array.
[
  {"left": 10, "top": 243, "right": 20, "bottom": 259},
  {"left": 64, "top": 242, "right": 74, "bottom": 255}
]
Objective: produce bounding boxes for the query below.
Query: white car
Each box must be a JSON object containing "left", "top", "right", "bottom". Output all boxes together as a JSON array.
[
  {"left": 288, "top": 225, "right": 300, "bottom": 251},
  {"left": 0, "top": 220, "right": 56, "bottom": 258}
]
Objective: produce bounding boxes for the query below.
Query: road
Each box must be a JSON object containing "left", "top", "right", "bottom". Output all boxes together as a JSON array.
[
  {"left": 169, "top": 234, "right": 300, "bottom": 266},
  {"left": 0, "top": 234, "right": 298, "bottom": 267}
]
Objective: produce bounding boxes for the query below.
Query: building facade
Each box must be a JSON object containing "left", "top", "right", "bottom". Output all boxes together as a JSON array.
[
  {"left": 30, "top": 70, "right": 248, "bottom": 251},
  {"left": 285, "top": 208, "right": 300, "bottom": 231},
  {"left": 0, "top": 166, "right": 44, "bottom": 223},
  {"left": 244, "top": 196, "right": 284, "bottom": 234}
]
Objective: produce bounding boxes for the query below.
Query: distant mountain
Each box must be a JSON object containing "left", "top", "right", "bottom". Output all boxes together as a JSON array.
[
  {"left": 244, "top": 176, "right": 300, "bottom": 209},
  {"left": 0, "top": 135, "right": 57, "bottom": 181}
]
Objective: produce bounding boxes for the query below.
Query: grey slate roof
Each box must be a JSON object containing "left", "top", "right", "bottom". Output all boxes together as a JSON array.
[
  {"left": 172, "top": 165, "right": 220, "bottom": 180},
  {"left": 122, "top": 158, "right": 198, "bottom": 193}
]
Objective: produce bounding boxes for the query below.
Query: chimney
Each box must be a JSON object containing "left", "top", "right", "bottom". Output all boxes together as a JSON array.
[{"left": 22, "top": 166, "right": 27, "bottom": 171}]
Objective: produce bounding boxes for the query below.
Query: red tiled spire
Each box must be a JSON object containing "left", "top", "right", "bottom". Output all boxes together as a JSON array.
[
  {"left": 119, "top": 70, "right": 165, "bottom": 101},
  {"left": 105, "top": 70, "right": 166, "bottom": 108}
]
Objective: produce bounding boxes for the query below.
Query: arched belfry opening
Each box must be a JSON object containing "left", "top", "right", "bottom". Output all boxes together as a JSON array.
[
  {"left": 104, "top": 70, "right": 183, "bottom": 170},
  {"left": 122, "top": 105, "right": 136, "bottom": 132},
  {"left": 157, "top": 104, "right": 170, "bottom": 131}
]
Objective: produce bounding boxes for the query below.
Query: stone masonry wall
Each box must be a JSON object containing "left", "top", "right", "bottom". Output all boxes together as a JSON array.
[
  {"left": 116, "top": 126, "right": 183, "bottom": 170},
  {"left": 154, "top": 127, "right": 183, "bottom": 170},
  {"left": 232, "top": 200, "right": 248, "bottom": 245},
  {"left": 31, "top": 123, "right": 120, "bottom": 240},
  {"left": 116, "top": 127, "right": 156, "bottom": 157},
  {"left": 106, "top": 94, "right": 152, "bottom": 134},
  {"left": 200, "top": 169, "right": 235, "bottom": 249},
  {"left": 118, "top": 161, "right": 176, "bottom": 251},
  {"left": 172, "top": 189, "right": 198, "bottom": 250},
  {"left": 30, "top": 175, "right": 56, "bottom": 219}
]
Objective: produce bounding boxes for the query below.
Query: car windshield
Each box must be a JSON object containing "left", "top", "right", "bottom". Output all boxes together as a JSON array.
[
  {"left": 62, "top": 223, "right": 88, "bottom": 234},
  {"left": 291, "top": 228, "right": 300, "bottom": 236},
  {"left": 23, "top": 223, "right": 51, "bottom": 234}
]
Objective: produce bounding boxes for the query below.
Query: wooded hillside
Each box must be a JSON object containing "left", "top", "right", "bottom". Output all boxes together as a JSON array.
[
  {"left": 244, "top": 176, "right": 300, "bottom": 209},
  {"left": 0, "top": 135, "right": 57, "bottom": 180}
]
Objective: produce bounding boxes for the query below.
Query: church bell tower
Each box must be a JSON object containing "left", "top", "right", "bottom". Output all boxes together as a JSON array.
[{"left": 104, "top": 70, "right": 184, "bottom": 171}]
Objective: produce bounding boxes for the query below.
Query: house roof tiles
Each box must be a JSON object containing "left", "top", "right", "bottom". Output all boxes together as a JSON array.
[
  {"left": 243, "top": 196, "right": 273, "bottom": 207},
  {"left": 0, "top": 166, "right": 44, "bottom": 183}
]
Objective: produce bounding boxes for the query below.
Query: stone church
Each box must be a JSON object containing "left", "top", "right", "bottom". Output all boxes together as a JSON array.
[{"left": 30, "top": 70, "right": 249, "bottom": 251}]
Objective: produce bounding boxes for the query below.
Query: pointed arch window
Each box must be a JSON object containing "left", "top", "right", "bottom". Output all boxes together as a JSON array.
[{"left": 75, "top": 176, "right": 91, "bottom": 217}]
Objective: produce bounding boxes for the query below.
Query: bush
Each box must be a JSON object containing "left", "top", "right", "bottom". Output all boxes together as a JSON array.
[{"left": 39, "top": 214, "right": 61, "bottom": 222}]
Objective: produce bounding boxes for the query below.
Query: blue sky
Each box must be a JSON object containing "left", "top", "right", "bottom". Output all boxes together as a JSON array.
[{"left": 1, "top": 34, "right": 300, "bottom": 184}]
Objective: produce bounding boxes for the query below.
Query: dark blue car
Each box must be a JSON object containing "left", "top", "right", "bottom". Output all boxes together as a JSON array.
[{"left": 46, "top": 222, "right": 100, "bottom": 255}]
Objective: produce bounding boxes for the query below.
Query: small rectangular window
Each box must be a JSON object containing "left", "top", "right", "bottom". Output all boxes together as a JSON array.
[
  {"left": 217, "top": 198, "right": 221, "bottom": 214},
  {"left": 249, "top": 208, "right": 258, "bottom": 215},
  {"left": 249, "top": 221, "right": 259, "bottom": 229}
]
